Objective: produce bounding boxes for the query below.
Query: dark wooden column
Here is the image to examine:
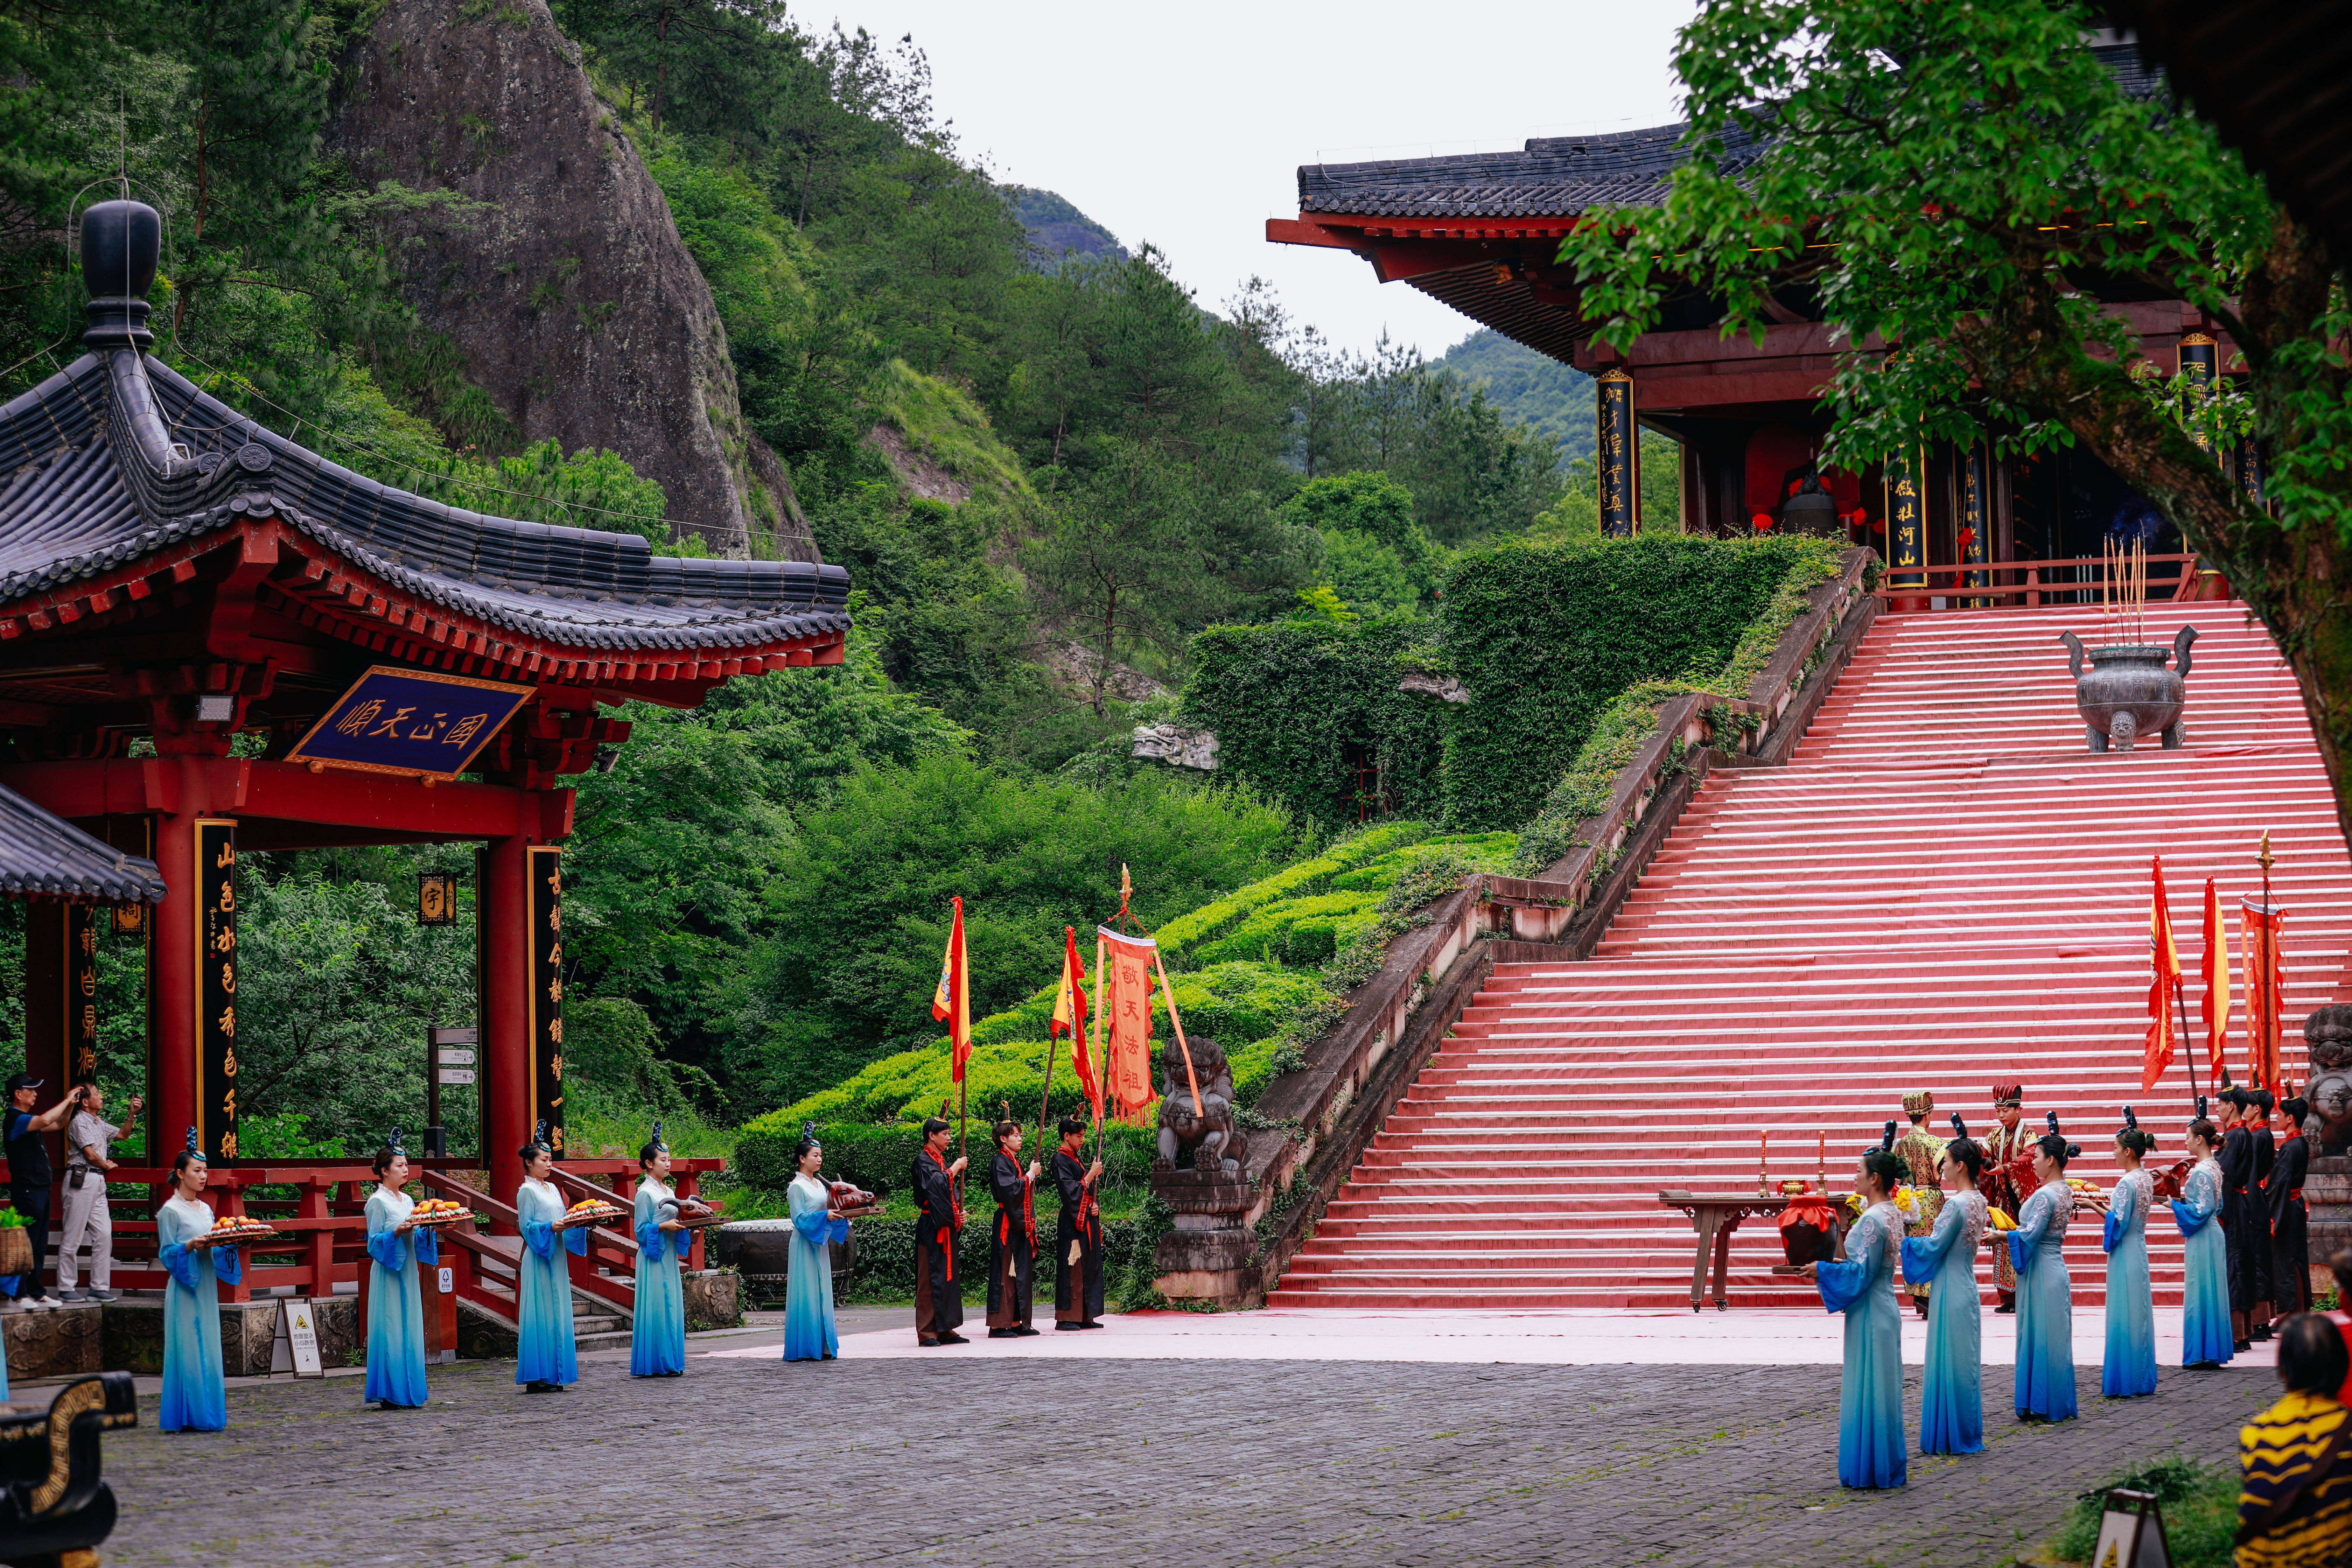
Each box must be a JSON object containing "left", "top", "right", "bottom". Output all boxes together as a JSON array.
[
  {"left": 22, "top": 903, "right": 74, "bottom": 1191},
  {"left": 482, "top": 833, "right": 564, "bottom": 1204}
]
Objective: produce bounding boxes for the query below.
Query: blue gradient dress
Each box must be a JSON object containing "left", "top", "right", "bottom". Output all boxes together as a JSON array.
[
  {"left": 631, "top": 1177, "right": 687, "bottom": 1376},
  {"left": 516, "top": 1177, "right": 587, "bottom": 1387},
  {"left": 785, "top": 1173, "right": 849, "bottom": 1362},
  {"left": 1815, "top": 1198, "right": 1906, "bottom": 1488},
  {"left": 2174, "top": 1156, "right": 2234, "bottom": 1366},
  {"left": 2101, "top": 1168, "right": 2157, "bottom": 1396},
  {"left": 156, "top": 1195, "right": 240, "bottom": 1432},
  {"left": 1902, "top": 1188, "right": 1985, "bottom": 1455},
  {"left": 364, "top": 1186, "right": 435, "bottom": 1408},
  {"left": 2007, "top": 1179, "right": 2077, "bottom": 1420}
]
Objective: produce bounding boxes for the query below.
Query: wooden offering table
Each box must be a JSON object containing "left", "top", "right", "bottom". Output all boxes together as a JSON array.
[{"left": 1656, "top": 1191, "right": 1802, "bottom": 1312}]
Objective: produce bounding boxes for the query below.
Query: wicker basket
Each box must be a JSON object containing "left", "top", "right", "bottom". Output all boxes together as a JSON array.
[{"left": 0, "top": 1224, "right": 31, "bottom": 1277}]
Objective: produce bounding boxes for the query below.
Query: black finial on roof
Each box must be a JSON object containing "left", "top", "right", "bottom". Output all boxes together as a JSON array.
[{"left": 80, "top": 199, "right": 159, "bottom": 351}]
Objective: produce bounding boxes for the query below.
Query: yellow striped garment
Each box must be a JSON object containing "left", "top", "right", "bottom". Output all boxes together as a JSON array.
[{"left": 2237, "top": 1390, "right": 2352, "bottom": 1568}]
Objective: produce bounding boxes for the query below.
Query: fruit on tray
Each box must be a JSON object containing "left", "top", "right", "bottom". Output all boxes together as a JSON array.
[
  {"left": 409, "top": 1198, "right": 467, "bottom": 1222},
  {"left": 1988, "top": 1209, "right": 2019, "bottom": 1231},
  {"left": 206, "top": 1215, "right": 271, "bottom": 1234}
]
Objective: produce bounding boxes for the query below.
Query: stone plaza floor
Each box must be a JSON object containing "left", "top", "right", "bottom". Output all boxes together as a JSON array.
[{"left": 86, "top": 1307, "right": 2264, "bottom": 1568}]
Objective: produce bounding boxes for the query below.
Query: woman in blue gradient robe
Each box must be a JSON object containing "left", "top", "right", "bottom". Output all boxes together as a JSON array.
[
  {"left": 515, "top": 1128, "right": 587, "bottom": 1391},
  {"left": 1805, "top": 1138, "right": 1907, "bottom": 1489},
  {"left": 2102, "top": 1110, "right": 2158, "bottom": 1397},
  {"left": 785, "top": 1125, "right": 850, "bottom": 1362},
  {"left": 1902, "top": 1116, "right": 1987, "bottom": 1456},
  {"left": 631, "top": 1126, "right": 688, "bottom": 1376},
  {"left": 157, "top": 1133, "right": 239, "bottom": 1432},
  {"left": 364, "top": 1135, "right": 435, "bottom": 1410},
  {"left": 2175, "top": 1110, "right": 2234, "bottom": 1368},
  {"left": 2009, "top": 1113, "right": 2079, "bottom": 1421}
]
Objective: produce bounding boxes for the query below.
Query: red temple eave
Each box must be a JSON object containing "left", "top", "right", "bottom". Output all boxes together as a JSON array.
[{"left": 0, "top": 511, "right": 846, "bottom": 706}]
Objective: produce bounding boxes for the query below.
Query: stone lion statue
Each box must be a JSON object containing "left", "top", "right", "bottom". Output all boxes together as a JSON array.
[{"left": 1154, "top": 1035, "right": 1247, "bottom": 1175}]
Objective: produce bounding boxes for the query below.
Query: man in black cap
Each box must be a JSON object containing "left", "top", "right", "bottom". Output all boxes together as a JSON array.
[{"left": 5, "top": 1073, "right": 81, "bottom": 1312}]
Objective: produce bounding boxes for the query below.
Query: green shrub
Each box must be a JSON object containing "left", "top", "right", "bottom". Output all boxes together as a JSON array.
[{"left": 2046, "top": 1453, "right": 2238, "bottom": 1568}]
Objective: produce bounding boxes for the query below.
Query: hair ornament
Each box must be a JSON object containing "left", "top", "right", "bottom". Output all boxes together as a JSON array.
[
  {"left": 649, "top": 1119, "right": 668, "bottom": 1155},
  {"left": 1949, "top": 1112, "right": 1968, "bottom": 1141},
  {"left": 530, "top": 1118, "right": 552, "bottom": 1155},
  {"left": 2196, "top": 1093, "right": 2208, "bottom": 1120},
  {"left": 184, "top": 1124, "right": 202, "bottom": 1157},
  {"left": 2122, "top": 1105, "right": 2139, "bottom": 1130},
  {"left": 387, "top": 1125, "right": 406, "bottom": 1157}
]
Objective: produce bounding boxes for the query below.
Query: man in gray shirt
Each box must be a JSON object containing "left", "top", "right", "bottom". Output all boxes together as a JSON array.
[{"left": 58, "top": 1081, "right": 138, "bottom": 1302}]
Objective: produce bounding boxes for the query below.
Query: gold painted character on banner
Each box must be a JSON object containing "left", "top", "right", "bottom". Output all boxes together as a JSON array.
[
  {"left": 219, "top": 1130, "right": 237, "bottom": 1159},
  {"left": 222, "top": 1047, "right": 236, "bottom": 1077},
  {"left": 216, "top": 1006, "right": 235, "bottom": 1038},
  {"left": 335, "top": 699, "right": 383, "bottom": 736},
  {"left": 366, "top": 705, "right": 416, "bottom": 738},
  {"left": 77, "top": 927, "right": 95, "bottom": 956},
  {"left": 215, "top": 926, "right": 236, "bottom": 953},
  {"left": 547, "top": 1018, "right": 563, "bottom": 1045},
  {"left": 220, "top": 962, "right": 235, "bottom": 994},
  {"left": 78, "top": 968, "right": 94, "bottom": 996},
  {"left": 407, "top": 712, "right": 448, "bottom": 740},
  {"left": 444, "top": 714, "right": 488, "bottom": 747}
]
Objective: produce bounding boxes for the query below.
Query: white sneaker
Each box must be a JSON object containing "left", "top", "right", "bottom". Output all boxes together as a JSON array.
[{"left": 28, "top": 1295, "right": 62, "bottom": 1311}]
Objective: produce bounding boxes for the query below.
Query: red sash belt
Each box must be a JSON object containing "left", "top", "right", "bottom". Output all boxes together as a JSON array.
[{"left": 935, "top": 1225, "right": 953, "bottom": 1280}]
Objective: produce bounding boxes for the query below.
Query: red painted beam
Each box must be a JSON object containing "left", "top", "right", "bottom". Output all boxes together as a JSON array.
[{"left": 0, "top": 757, "right": 570, "bottom": 840}]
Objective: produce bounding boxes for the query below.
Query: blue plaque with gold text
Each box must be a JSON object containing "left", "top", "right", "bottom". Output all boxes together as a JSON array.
[{"left": 286, "top": 666, "right": 533, "bottom": 781}]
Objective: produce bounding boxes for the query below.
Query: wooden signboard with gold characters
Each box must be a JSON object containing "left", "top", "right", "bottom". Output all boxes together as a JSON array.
[
  {"left": 283, "top": 664, "right": 533, "bottom": 784},
  {"left": 196, "top": 819, "right": 238, "bottom": 1161}
]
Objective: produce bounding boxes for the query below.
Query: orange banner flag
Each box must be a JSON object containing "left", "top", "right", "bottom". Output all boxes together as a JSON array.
[
  {"left": 2242, "top": 897, "right": 2286, "bottom": 1091},
  {"left": 1101, "top": 927, "right": 1158, "bottom": 1121},
  {"left": 2143, "top": 856, "right": 2181, "bottom": 1091},
  {"left": 931, "top": 895, "right": 971, "bottom": 1082},
  {"left": 2201, "top": 878, "right": 2230, "bottom": 1092}
]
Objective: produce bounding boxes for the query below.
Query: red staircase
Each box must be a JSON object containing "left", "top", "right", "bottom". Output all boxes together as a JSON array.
[{"left": 1271, "top": 606, "right": 2352, "bottom": 1309}]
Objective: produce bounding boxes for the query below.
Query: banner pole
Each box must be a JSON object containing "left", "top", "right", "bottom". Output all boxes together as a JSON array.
[{"left": 1092, "top": 934, "right": 1107, "bottom": 1169}]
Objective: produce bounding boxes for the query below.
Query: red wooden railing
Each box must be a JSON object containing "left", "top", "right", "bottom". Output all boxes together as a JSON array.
[
  {"left": 1874, "top": 551, "right": 2218, "bottom": 609},
  {"left": 1, "top": 1156, "right": 722, "bottom": 1323}
]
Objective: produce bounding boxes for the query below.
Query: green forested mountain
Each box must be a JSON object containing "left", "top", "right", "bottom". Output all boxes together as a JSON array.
[
  {"left": 1433, "top": 328, "right": 1598, "bottom": 464},
  {"left": 0, "top": 0, "right": 1594, "bottom": 1141}
]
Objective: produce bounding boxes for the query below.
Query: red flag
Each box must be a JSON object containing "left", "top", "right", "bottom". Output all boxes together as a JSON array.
[
  {"left": 2201, "top": 878, "right": 2230, "bottom": 1091},
  {"left": 2143, "top": 856, "right": 2181, "bottom": 1090},
  {"left": 931, "top": 896, "right": 970, "bottom": 1081},
  {"left": 1102, "top": 927, "right": 1158, "bottom": 1121},
  {"left": 1057, "top": 928, "right": 1103, "bottom": 1122}
]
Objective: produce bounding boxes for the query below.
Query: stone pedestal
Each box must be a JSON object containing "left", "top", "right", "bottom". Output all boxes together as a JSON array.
[
  {"left": 2308, "top": 1155, "right": 2352, "bottom": 1303},
  {"left": 2, "top": 1301, "right": 102, "bottom": 1381},
  {"left": 1151, "top": 1166, "right": 1265, "bottom": 1308},
  {"left": 682, "top": 1268, "right": 741, "bottom": 1332}
]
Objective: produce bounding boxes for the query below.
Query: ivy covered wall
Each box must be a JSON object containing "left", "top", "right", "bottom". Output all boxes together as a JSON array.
[{"left": 1180, "top": 534, "right": 1839, "bottom": 832}]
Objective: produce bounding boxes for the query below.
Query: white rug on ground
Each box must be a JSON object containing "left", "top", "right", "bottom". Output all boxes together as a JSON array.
[{"left": 700, "top": 1306, "right": 2278, "bottom": 1367}]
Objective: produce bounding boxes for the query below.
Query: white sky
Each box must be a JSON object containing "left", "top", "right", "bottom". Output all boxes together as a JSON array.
[{"left": 830, "top": 0, "right": 1700, "bottom": 360}]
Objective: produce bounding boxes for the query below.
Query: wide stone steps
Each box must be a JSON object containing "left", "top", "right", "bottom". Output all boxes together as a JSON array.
[{"left": 1271, "top": 604, "right": 2350, "bottom": 1311}]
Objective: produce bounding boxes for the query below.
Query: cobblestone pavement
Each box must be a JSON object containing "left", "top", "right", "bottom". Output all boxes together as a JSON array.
[{"left": 100, "top": 1352, "right": 2260, "bottom": 1568}]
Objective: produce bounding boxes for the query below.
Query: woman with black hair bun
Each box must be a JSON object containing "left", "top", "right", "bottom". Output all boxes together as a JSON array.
[
  {"left": 2269, "top": 1094, "right": 2313, "bottom": 1321},
  {"left": 2174, "top": 1107, "right": 2234, "bottom": 1369},
  {"left": 1798, "top": 1125, "right": 1907, "bottom": 1489},
  {"left": 2008, "top": 1112, "right": 2080, "bottom": 1422},
  {"left": 2102, "top": 1108, "right": 2159, "bottom": 1398},
  {"left": 1901, "top": 1113, "right": 1987, "bottom": 1455}
]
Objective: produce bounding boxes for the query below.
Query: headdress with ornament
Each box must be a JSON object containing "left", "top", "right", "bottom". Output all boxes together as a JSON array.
[
  {"left": 184, "top": 1125, "right": 203, "bottom": 1158},
  {"left": 1990, "top": 1082, "right": 2024, "bottom": 1107},
  {"left": 1901, "top": 1089, "right": 1934, "bottom": 1119},
  {"left": 649, "top": 1119, "right": 668, "bottom": 1155},
  {"left": 386, "top": 1125, "right": 406, "bottom": 1156},
  {"left": 530, "top": 1118, "right": 552, "bottom": 1155},
  {"left": 2037, "top": 1109, "right": 2080, "bottom": 1162}
]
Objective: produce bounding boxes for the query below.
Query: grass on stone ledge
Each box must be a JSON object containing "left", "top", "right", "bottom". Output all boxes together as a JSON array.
[{"left": 2046, "top": 1452, "right": 2237, "bottom": 1568}]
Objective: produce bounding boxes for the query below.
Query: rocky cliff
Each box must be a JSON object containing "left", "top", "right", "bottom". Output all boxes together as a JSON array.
[{"left": 329, "top": 0, "right": 813, "bottom": 557}]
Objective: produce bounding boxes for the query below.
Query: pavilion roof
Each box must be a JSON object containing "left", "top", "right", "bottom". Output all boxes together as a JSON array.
[
  {"left": 0, "top": 349, "right": 849, "bottom": 662},
  {"left": 1300, "top": 121, "right": 1767, "bottom": 222},
  {"left": 0, "top": 780, "right": 164, "bottom": 902}
]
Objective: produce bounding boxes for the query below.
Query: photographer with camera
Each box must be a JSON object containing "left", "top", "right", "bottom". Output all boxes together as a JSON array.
[
  {"left": 57, "top": 1080, "right": 137, "bottom": 1302},
  {"left": 4, "top": 1073, "right": 82, "bottom": 1311}
]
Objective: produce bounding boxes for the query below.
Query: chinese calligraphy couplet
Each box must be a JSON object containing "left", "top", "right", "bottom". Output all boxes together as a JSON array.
[
  {"left": 1961, "top": 445, "right": 1990, "bottom": 602},
  {"left": 2179, "top": 332, "right": 2219, "bottom": 455},
  {"left": 526, "top": 846, "right": 566, "bottom": 1158},
  {"left": 195, "top": 819, "right": 238, "bottom": 1161},
  {"left": 1884, "top": 448, "right": 1926, "bottom": 592},
  {"left": 66, "top": 904, "right": 98, "bottom": 1087},
  {"left": 1596, "top": 368, "right": 1638, "bottom": 537},
  {"left": 1101, "top": 929, "right": 1158, "bottom": 1122}
]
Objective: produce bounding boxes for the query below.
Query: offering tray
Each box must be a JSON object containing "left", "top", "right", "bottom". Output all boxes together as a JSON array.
[
  {"left": 404, "top": 1202, "right": 472, "bottom": 1229},
  {"left": 663, "top": 1202, "right": 728, "bottom": 1231},
  {"left": 557, "top": 1201, "right": 628, "bottom": 1230},
  {"left": 189, "top": 1220, "right": 275, "bottom": 1250}
]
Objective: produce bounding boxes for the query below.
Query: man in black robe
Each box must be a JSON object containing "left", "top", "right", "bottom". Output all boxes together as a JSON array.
[
  {"left": 2267, "top": 1094, "right": 2312, "bottom": 1320},
  {"left": 1051, "top": 1117, "right": 1106, "bottom": 1330},
  {"left": 2248, "top": 1087, "right": 2279, "bottom": 1339},
  {"left": 2219, "top": 1086, "right": 2258, "bottom": 1351},
  {"left": 912, "top": 1117, "right": 968, "bottom": 1347},
  {"left": 986, "top": 1119, "right": 1040, "bottom": 1338}
]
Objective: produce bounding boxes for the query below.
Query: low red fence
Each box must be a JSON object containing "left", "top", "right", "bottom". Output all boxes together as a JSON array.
[
  {"left": 1874, "top": 551, "right": 2218, "bottom": 609},
  {"left": 1, "top": 1157, "right": 723, "bottom": 1327}
]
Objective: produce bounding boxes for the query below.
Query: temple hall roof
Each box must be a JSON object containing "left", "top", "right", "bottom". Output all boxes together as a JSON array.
[{"left": 0, "top": 348, "right": 849, "bottom": 658}]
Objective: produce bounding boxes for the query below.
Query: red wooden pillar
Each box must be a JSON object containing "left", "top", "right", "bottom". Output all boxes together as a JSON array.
[
  {"left": 150, "top": 802, "right": 199, "bottom": 1170},
  {"left": 481, "top": 834, "right": 534, "bottom": 1211}
]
